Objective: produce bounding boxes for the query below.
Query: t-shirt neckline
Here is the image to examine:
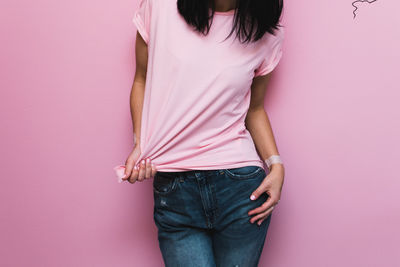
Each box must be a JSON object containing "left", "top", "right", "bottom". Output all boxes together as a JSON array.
[{"left": 210, "top": 8, "right": 236, "bottom": 16}]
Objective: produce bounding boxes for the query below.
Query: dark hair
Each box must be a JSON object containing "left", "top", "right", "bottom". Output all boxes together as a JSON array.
[{"left": 177, "top": 0, "right": 284, "bottom": 44}]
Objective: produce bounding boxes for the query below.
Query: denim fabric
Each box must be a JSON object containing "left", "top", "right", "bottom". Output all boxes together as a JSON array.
[{"left": 153, "top": 165, "right": 272, "bottom": 267}]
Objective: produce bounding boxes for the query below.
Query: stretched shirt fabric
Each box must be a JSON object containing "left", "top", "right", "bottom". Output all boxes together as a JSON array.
[{"left": 132, "top": 0, "right": 284, "bottom": 172}]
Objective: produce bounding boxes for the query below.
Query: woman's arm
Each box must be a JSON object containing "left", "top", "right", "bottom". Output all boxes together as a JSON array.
[
  {"left": 130, "top": 32, "right": 148, "bottom": 146},
  {"left": 245, "top": 73, "right": 285, "bottom": 225},
  {"left": 245, "top": 74, "right": 282, "bottom": 170},
  {"left": 122, "top": 32, "right": 156, "bottom": 183}
]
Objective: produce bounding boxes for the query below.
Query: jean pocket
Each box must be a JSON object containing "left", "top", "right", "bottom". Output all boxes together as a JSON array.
[
  {"left": 224, "top": 165, "right": 265, "bottom": 180},
  {"left": 153, "top": 172, "right": 179, "bottom": 195}
]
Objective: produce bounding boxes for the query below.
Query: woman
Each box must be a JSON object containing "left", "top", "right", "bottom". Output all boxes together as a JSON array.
[{"left": 120, "top": 0, "right": 285, "bottom": 266}]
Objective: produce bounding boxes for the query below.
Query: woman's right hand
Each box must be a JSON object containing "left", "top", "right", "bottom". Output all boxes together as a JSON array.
[{"left": 121, "top": 144, "right": 157, "bottom": 184}]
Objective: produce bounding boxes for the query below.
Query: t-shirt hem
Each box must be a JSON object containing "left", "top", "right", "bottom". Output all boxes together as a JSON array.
[
  {"left": 132, "top": 11, "right": 149, "bottom": 44},
  {"left": 254, "top": 49, "right": 283, "bottom": 77}
]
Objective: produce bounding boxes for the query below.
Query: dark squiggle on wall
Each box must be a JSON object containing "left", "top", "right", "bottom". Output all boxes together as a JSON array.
[{"left": 352, "top": 0, "right": 377, "bottom": 19}]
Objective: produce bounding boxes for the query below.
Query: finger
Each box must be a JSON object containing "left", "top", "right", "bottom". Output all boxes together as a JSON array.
[
  {"left": 249, "top": 181, "right": 268, "bottom": 201},
  {"left": 145, "top": 158, "right": 152, "bottom": 179},
  {"left": 128, "top": 165, "right": 139, "bottom": 184},
  {"left": 257, "top": 217, "right": 266, "bottom": 226},
  {"left": 151, "top": 163, "right": 157, "bottom": 177},
  {"left": 248, "top": 196, "right": 275, "bottom": 216},
  {"left": 122, "top": 162, "right": 133, "bottom": 181},
  {"left": 250, "top": 205, "right": 275, "bottom": 224},
  {"left": 256, "top": 207, "right": 275, "bottom": 226},
  {"left": 137, "top": 159, "right": 146, "bottom": 181}
]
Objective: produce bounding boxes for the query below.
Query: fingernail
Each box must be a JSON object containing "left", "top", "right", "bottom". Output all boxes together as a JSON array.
[
  {"left": 250, "top": 195, "right": 256, "bottom": 200},
  {"left": 134, "top": 165, "right": 138, "bottom": 170},
  {"left": 141, "top": 160, "right": 145, "bottom": 165},
  {"left": 146, "top": 158, "right": 150, "bottom": 163},
  {"left": 257, "top": 221, "right": 261, "bottom": 226}
]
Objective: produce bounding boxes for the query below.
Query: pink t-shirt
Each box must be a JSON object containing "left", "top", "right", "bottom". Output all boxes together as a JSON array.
[{"left": 132, "top": 0, "right": 284, "bottom": 172}]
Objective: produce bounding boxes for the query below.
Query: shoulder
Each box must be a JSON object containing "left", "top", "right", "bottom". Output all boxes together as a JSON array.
[
  {"left": 140, "top": 0, "right": 172, "bottom": 13},
  {"left": 262, "top": 26, "right": 285, "bottom": 48},
  {"left": 143, "top": 0, "right": 171, "bottom": 7}
]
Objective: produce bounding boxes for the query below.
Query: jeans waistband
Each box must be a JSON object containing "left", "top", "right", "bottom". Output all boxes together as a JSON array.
[{"left": 157, "top": 169, "right": 224, "bottom": 179}]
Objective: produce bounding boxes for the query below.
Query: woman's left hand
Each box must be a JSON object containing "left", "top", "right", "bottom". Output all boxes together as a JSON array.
[{"left": 248, "top": 164, "right": 285, "bottom": 225}]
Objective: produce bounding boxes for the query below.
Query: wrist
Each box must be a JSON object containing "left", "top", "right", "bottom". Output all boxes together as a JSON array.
[
  {"left": 133, "top": 132, "right": 140, "bottom": 147},
  {"left": 264, "top": 154, "right": 284, "bottom": 171},
  {"left": 270, "top": 163, "right": 284, "bottom": 171},
  {"left": 134, "top": 140, "right": 141, "bottom": 150}
]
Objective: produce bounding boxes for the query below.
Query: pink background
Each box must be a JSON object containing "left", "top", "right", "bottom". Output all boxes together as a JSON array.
[{"left": 1, "top": 0, "right": 399, "bottom": 266}]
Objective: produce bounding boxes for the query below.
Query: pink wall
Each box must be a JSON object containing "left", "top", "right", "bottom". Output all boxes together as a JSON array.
[{"left": 1, "top": 0, "right": 399, "bottom": 266}]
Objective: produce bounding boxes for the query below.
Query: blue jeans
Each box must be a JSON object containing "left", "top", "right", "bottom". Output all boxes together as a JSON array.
[{"left": 153, "top": 165, "right": 272, "bottom": 267}]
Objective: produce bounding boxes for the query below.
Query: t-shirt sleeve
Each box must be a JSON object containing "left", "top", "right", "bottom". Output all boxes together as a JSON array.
[
  {"left": 132, "top": 0, "right": 153, "bottom": 44},
  {"left": 254, "top": 27, "right": 285, "bottom": 77}
]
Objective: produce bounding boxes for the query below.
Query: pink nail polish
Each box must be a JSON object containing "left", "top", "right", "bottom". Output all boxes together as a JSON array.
[
  {"left": 146, "top": 158, "right": 150, "bottom": 163},
  {"left": 250, "top": 195, "right": 256, "bottom": 200},
  {"left": 141, "top": 159, "right": 145, "bottom": 165}
]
